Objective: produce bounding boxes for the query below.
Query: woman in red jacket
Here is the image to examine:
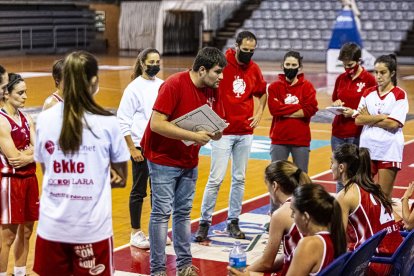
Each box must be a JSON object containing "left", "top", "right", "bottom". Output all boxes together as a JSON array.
[{"left": 267, "top": 51, "right": 318, "bottom": 212}]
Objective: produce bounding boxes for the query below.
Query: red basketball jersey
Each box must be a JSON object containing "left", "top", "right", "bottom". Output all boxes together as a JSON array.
[
  {"left": 309, "top": 232, "right": 335, "bottom": 275},
  {"left": 347, "top": 185, "right": 402, "bottom": 255},
  {"left": 278, "top": 223, "right": 302, "bottom": 276},
  {"left": 0, "top": 110, "right": 35, "bottom": 176}
]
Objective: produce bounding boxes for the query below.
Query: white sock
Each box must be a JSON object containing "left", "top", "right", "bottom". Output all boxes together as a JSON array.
[
  {"left": 0, "top": 272, "right": 7, "bottom": 276},
  {"left": 14, "top": 266, "right": 26, "bottom": 276}
]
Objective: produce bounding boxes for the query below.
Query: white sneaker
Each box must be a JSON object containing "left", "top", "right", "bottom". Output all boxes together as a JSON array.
[{"left": 130, "top": 231, "right": 150, "bottom": 249}]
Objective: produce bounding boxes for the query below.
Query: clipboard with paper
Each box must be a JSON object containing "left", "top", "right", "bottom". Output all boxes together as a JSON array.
[
  {"left": 326, "top": 106, "right": 346, "bottom": 115},
  {"left": 171, "top": 104, "right": 228, "bottom": 146}
]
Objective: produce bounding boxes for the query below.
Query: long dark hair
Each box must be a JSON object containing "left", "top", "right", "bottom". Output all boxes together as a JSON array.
[
  {"left": 333, "top": 143, "right": 392, "bottom": 212},
  {"left": 375, "top": 54, "right": 397, "bottom": 86},
  {"left": 59, "top": 51, "right": 112, "bottom": 155},
  {"left": 131, "top": 48, "right": 160, "bottom": 80},
  {"left": 265, "top": 160, "right": 311, "bottom": 195},
  {"left": 293, "top": 184, "right": 347, "bottom": 258}
]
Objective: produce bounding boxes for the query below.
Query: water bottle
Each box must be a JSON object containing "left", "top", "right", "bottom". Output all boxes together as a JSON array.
[{"left": 229, "top": 241, "right": 246, "bottom": 272}]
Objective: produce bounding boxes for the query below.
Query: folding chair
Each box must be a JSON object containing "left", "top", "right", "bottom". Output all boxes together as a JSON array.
[
  {"left": 318, "top": 252, "right": 352, "bottom": 276},
  {"left": 370, "top": 230, "right": 414, "bottom": 276},
  {"left": 341, "top": 229, "right": 388, "bottom": 276}
]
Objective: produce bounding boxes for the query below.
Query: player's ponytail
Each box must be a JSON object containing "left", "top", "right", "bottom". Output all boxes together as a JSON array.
[
  {"left": 330, "top": 199, "right": 347, "bottom": 257},
  {"left": 59, "top": 51, "right": 112, "bottom": 155},
  {"left": 265, "top": 160, "right": 311, "bottom": 195},
  {"left": 334, "top": 144, "right": 392, "bottom": 212},
  {"left": 293, "top": 184, "right": 346, "bottom": 258}
]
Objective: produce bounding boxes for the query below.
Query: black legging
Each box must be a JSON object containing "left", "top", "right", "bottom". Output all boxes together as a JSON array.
[{"left": 129, "top": 147, "right": 151, "bottom": 229}]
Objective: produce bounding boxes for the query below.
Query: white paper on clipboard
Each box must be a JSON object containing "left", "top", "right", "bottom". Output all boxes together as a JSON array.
[
  {"left": 171, "top": 104, "right": 228, "bottom": 146},
  {"left": 326, "top": 106, "right": 346, "bottom": 115}
]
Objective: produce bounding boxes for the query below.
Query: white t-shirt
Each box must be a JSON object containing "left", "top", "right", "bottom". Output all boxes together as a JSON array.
[
  {"left": 358, "top": 86, "right": 408, "bottom": 162},
  {"left": 117, "top": 76, "right": 163, "bottom": 147},
  {"left": 34, "top": 103, "right": 129, "bottom": 243}
]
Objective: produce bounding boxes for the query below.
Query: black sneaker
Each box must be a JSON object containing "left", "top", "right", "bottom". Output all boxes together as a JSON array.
[
  {"left": 227, "top": 219, "right": 245, "bottom": 239},
  {"left": 194, "top": 222, "right": 209, "bottom": 242}
]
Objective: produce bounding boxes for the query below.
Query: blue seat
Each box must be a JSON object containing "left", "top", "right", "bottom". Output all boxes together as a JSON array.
[
  {"left": 341, "top": 229, "right": 387, "bottom": 276},
  {"left": 370, "top": 230, "right": 414, "bottom": 276},
  {"left": 318, "top": 252, "right": 351, "bottom": 276}
]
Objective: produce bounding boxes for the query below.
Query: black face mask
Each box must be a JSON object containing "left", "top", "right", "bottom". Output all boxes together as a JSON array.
[
  {"left": 237, "top": 50, "right": 253, "bottom": 64},
  {"left": 284, "top": 67, "right": 299, "bottom": 80},
  {"left": 145, "top": 65, "right": 160, "bottom": 77}
]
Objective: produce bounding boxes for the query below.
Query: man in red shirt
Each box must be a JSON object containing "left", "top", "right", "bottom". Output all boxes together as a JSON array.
[
  {"left": 331, "top": 42, "right": 376, "bottom": 192},
  {"left": 195, "top": 31, "right": 267, "bottom": 242},
  {"left": 141, "top": 47, "right": 226, "bottom": 276}
]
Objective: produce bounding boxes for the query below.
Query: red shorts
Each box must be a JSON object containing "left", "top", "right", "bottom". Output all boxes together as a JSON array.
[
  {"left": 0, "top": 174, "right": 39, "bottom": 224},
  {"left": 371, "top": 160, "right": 402, "bottom": 176},
  {"left": 33, "top": 235, "right": 114, "bottom": 276}
]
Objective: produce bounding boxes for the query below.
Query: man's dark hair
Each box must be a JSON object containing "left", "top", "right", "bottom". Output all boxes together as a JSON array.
[
  {"left": 235, "top": 31, "right": 257, "bottom": 45},
  {"left": 338, "top": 42, "right": 361, "bottom": 62},
  {"left": 192, "top": 47, "right": 227, "bottom": 72}
]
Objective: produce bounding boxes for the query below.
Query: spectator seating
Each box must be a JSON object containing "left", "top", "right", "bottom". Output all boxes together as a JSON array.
[
  {"left": 340, "top": 229, "right": 388, "bottom": 276},
  {"left": 318, "top": 252, "right": 352, "bottom": 276},
  {"left": 224, "top": 0, "right": 413, "bottom": 61},
  {"left": 370, "top": 230, "right": 414, "bottom": 276},
  {"left": 0, "top": 4, "right": 100, "bottom": 53}
]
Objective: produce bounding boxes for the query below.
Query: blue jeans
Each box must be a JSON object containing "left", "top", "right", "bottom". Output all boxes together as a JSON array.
[
  {"left": 147, "top": 161, "right": 198, "bottom": 275},
  {"left": 200, "top": 134, "right": 253, "bottom": 224},
  {"left": 331, "top": 135, "right": 360, "bottom": 193}
]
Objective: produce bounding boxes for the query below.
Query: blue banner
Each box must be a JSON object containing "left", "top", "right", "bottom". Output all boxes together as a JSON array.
[{"left": 328, "top": 9, "right": 363, "bottom": 49}]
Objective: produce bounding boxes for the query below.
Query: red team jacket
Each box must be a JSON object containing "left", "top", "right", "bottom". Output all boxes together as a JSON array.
[
  {"left": 331, "top": 68, "right": 376, "bottom": 138},
  {"left": 268, "top": 73, "right": 318, "bottom": 147},
  {"left": 220, "top": 48, "right": 267, "bottom": 135}
]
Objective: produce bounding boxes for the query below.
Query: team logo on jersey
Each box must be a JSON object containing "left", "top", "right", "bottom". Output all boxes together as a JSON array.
[
  {"left": 89, "top": 264, "right": 106, "bottom": 275},
  {"left": 20, "top": 128, "right": 28, "bottom": 139},
  {"left": 233, "top": 76, "right": 246, "bottom": 98},
  {"left": 374, "top": 101, "right": 385, "bottom": 114},
  {"left": 45, "top": 140, "right": 55, "bottom": 154},
  {"left": 356, "top": 82, "right": 366, "bottom": 93},
  {"left": 284, "top": 94, "right": 299, "bottom": 104}
]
